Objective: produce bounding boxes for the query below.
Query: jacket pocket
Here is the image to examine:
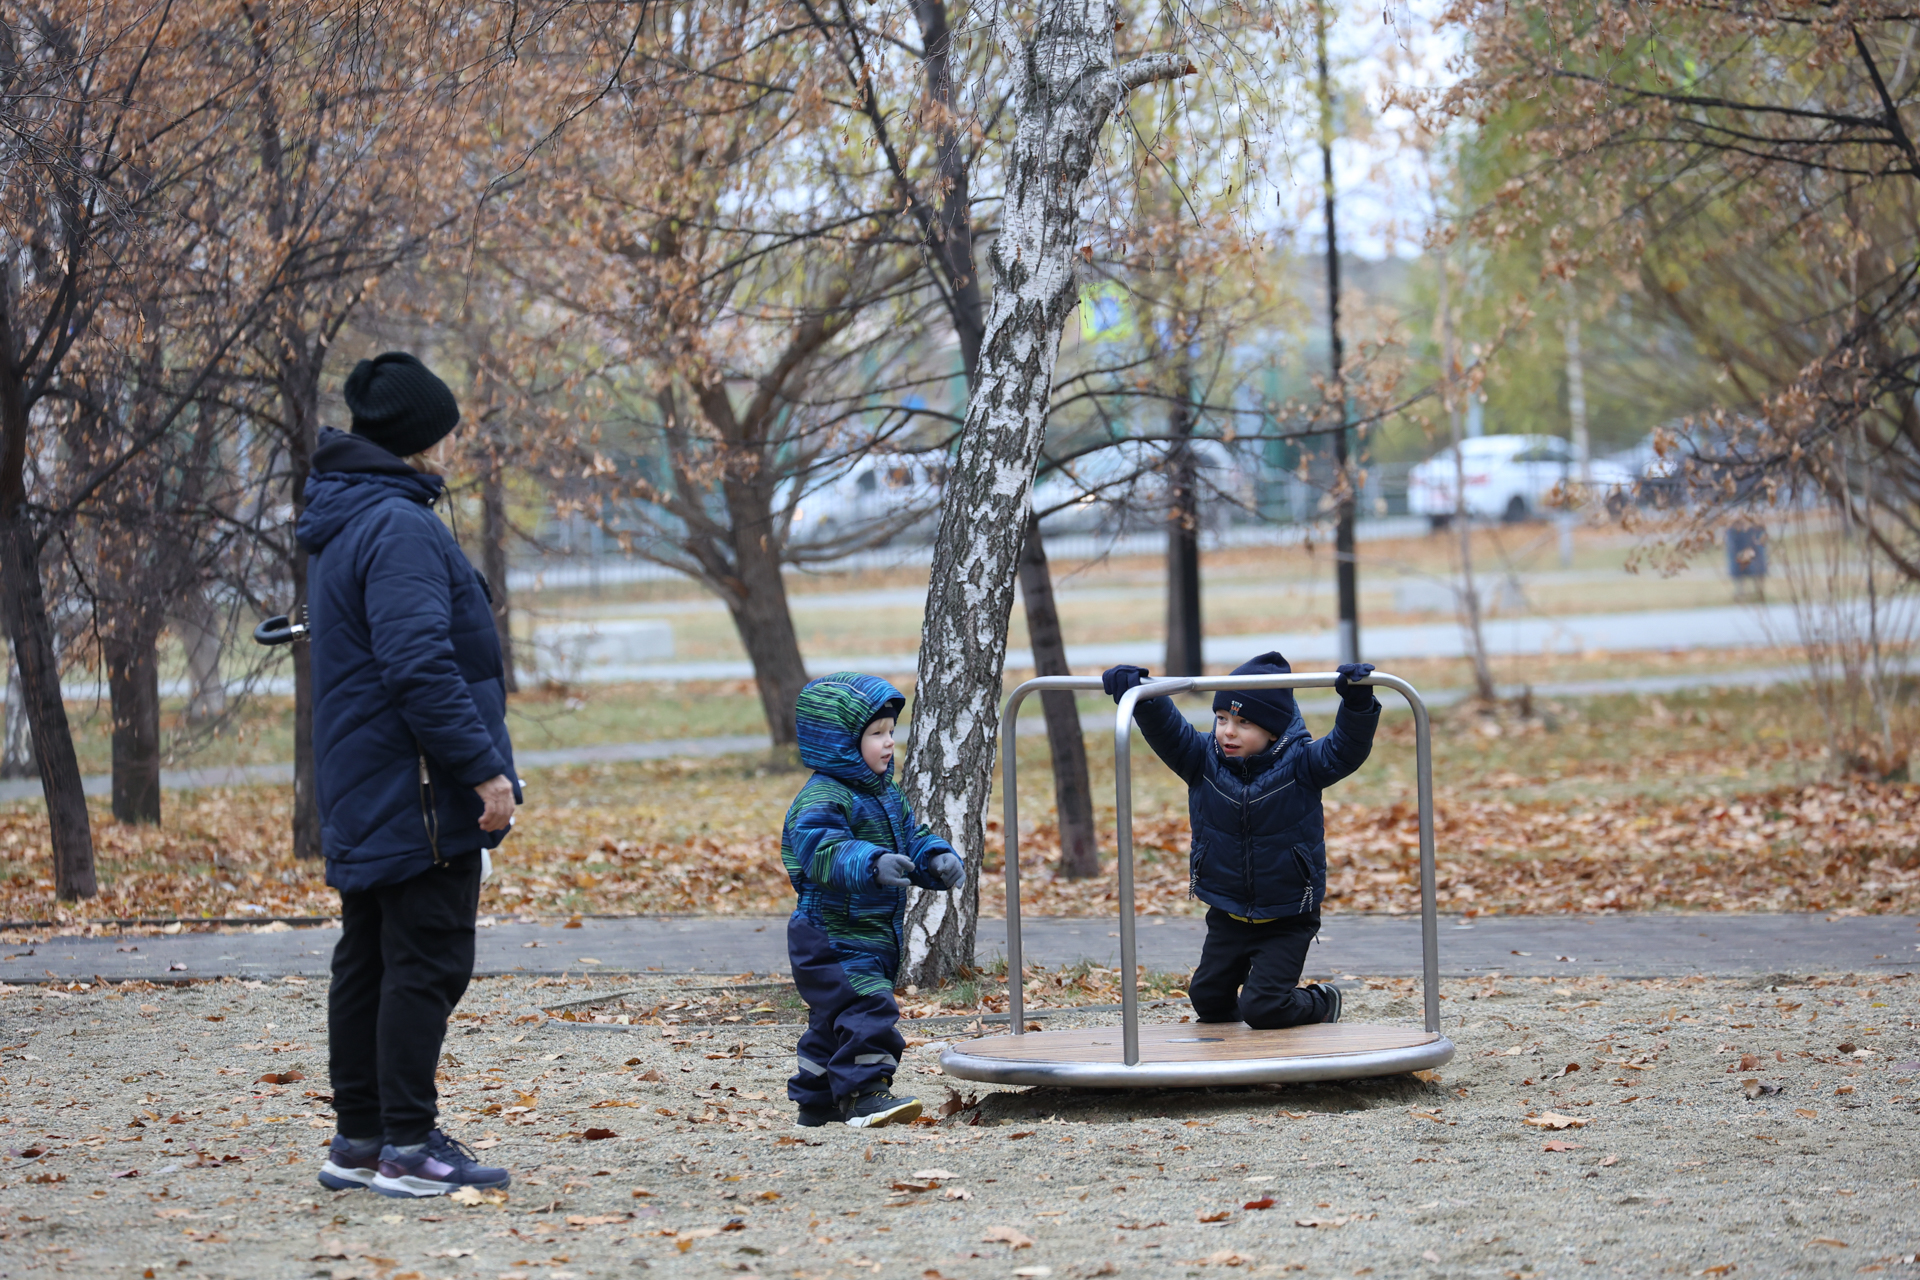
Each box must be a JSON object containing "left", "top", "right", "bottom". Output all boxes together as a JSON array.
[{"left": 1289, "top": 844, "right": 1322, "bottom": 912}]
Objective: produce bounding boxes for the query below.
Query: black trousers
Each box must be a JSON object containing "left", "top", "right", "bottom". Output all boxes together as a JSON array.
[
  {"left": 1188, "top": 908, "right": 1332, "bottom": 1029},
  {"left": 329, "top": 854, "right": 481, "bottom": 1145},
  {"left": 786, "top": 920, "right": 905, "bottom": 1107}
]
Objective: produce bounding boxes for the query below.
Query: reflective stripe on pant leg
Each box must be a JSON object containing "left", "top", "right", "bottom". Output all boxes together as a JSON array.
[
  {"left": 829, "top": 989, "right": 906, "bottom": 1098},
  {"left": 795, "top": 1055, "right": 827, "bottom": 1075}
]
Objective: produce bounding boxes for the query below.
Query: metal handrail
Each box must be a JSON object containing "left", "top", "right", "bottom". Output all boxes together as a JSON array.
[{"left": 999, "top": 671, "right": 1441, "bottom": 1067}]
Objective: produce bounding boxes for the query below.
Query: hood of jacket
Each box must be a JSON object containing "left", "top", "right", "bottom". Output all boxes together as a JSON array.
[
  {"left": 796, "top": 672, "right": 906, "bottom": 792},
  {"left": 297, "top": 427, "right": 446, "bottom": 553}
]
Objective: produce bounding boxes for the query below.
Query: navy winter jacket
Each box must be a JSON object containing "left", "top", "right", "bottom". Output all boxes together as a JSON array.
[
  {"left": 1131, "top": 693, "right": 1378, "bottom": 920},
  {"left": 296, "top": 428, "right": 519, "bottom": 892}
]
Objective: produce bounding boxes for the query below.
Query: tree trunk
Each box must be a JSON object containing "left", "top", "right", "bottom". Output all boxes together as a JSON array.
[
  {"left": 1016, "top": 513, "right": 1098, "bottom": 879},
  {"left": 280, "top": 339, "right": 323, "bottom": 860},
  {"left": 173, "top": 583, "right": 228, "bottom": 726},
  {"left": 106, "top": 623, "right": 162, "bottom": 825},
  {"left": 916, "top": 2, "right": 1099, "bottom": 886},
  {"left": 2, "top": 648, "right": 33, "bottom": 779},
  {"left": 1318, "top": 3, "right": 1360, "bottom": 666},
  {"left": 912, "top": 0, "right": 984, "bottom": 383},
  {"left": 1164, "top": 373, "right": 1203, "bottom": 677},
  {"left": 481, "top": 463, "right": 517, "bottom": 694},
  {"left": 0, "top": 517, "right": 96, "bottom": 898},
  {"left": 725, "top": 483, "right": 809, "bottom": 750},
  {"left": 897, "top": 7, "right": 1191, "bottom": 986},
  {"left": 1437, "top": 235, "right": 1497, "bottom": 703}
]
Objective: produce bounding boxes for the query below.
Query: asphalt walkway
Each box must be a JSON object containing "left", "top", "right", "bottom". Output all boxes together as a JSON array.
[{"left": 5, "top": 913, "right": 1914, "bottom": 985}]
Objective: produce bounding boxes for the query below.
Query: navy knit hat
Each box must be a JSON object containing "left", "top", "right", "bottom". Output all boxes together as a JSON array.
[
  {"left": 343, "top": 352, "right": 460, "bottom": 457},
  {"left": 1212, "top": 651, "right": 1299, "bottom": 739}
]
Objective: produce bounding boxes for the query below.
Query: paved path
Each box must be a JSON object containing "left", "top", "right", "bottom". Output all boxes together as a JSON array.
[
  {"left": 5, "top": 913, "right": 1914, "bottom": 985},
  {"left": 0, "top": 660, "right": 1834, "bottom": 804},
  {"left": 538, "top": 601, "right": 1803, "bottom": 683}
]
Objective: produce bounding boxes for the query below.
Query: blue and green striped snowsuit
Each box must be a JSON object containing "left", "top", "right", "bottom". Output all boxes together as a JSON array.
[{"left": 781, "top": 673, "right": 951, "bottom": 1105}]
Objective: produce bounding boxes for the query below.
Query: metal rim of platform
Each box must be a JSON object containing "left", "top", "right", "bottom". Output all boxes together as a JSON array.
[{"left": 940, "top": 1032, "right": 1457, "bottom": 1088}]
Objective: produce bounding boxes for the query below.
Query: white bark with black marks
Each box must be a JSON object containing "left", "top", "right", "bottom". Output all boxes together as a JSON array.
[{"left": 899, "top": 4, "right": 1191, "bottom": 985}]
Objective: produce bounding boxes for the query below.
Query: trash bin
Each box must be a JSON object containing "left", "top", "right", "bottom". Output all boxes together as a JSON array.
[{"left": 1728, "top": 524, "right": 1767, "bottom": 597}]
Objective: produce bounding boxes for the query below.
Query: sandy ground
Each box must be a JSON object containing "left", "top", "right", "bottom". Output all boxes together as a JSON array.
[{"left": 1, "top": 970, "right": 1916, "bottom": 1279}]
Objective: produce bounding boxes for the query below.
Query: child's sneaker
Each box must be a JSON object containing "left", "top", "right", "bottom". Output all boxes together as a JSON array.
[
  {"left": 370, "top": 1130, "right": 511, "bottom": 1198},
  {"left": 1319, "top": 984, "right": 1343, "bottom": 1024},
  {"left": 796, "top": 1102, "right": 844, "bottom": 1128},
  {"left": 317, "top": 1134, "right": 382, "bottom": 1190},
  {"left": 844, "top": 1087, "right": 921, "bottom": 1129}
]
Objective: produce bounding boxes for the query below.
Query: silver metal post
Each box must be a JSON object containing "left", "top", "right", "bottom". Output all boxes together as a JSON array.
[
  {"left": 1000, "top": 687, "right": 1026, "bottom": 1037},
  {"left": 997, "top": 677, "right": 1104, "bottom": 1038},
  {"left": 1113, "top": 677, "right": 1193, "bottom": 1067},
  {"left": 1361, "top": 674, "right": 1442, "bottom": 1034}
]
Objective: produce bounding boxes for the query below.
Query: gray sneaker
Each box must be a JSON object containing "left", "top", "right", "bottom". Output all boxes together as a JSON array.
[
  {"left": 1319, "top": 984, "right": 1343, "bottom": 1024},
  {"left": 317, "top": 1134, "right": 382, "bottom": 1191},
  {"left": 370, "top": 1130, "right": 511, "bottom": 1199},
  {"left": 844, "top": 1088, "right": 921, "bottom": 1129}
]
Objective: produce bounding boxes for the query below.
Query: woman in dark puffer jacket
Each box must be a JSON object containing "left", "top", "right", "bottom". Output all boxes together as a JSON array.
[{"left": 297, "top": 352, "right": 519, "bottom": 1200}]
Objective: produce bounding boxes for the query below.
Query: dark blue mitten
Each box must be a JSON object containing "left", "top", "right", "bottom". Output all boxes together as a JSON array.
[
  {"left": 1334, "top": 662, "right": 1377, "bottom": 710},
  {"left": 1101, "top": 664, "right": 1151, "bottom": 702}
]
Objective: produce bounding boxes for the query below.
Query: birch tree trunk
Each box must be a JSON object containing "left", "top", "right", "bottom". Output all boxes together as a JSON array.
[
  {"left": 898, "top": 7, "right": 1191, "bottom": 985},
  {"left": 2, "top": 649, "right": 33, "bottom": 779}
]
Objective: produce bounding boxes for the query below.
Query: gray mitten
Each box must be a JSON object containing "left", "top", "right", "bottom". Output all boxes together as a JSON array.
[
  {"left": 929, "top": 851, "right": 965, "bottom": 890},
  {"left": 873, "top": 853, "right": 916, "bottom": 888}
]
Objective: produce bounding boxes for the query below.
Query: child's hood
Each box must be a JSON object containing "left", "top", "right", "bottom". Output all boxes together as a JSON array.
[{"left": 795, "top": 673, "right": 907, "bottom": 790}]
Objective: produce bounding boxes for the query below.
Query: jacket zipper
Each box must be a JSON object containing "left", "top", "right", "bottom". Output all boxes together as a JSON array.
[{"left": 1229, "top": 730, "right": 1296, "bottom": 912}]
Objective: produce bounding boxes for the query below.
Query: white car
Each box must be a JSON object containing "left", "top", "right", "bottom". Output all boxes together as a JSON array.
[
  {"left": 1407, "top": 434, "right": 1634, "bottom": 526},
  {"left": 1030, "top": 437, "right": 1244, "bottom": 534},
  {"left": 786, "top": 456, "right": 946, "bottom": 547}
]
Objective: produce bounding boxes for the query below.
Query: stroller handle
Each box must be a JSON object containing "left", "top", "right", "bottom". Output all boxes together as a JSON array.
[{"left": 253, "top": 614, "right": 308, "bottom": 647}]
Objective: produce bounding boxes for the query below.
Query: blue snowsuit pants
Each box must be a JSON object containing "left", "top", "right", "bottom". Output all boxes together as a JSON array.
[{"left": 786, "top": 919, "right": 905, "bottom": 1107}]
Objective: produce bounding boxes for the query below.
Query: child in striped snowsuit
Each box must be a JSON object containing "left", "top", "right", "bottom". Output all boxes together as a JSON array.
[{"left": 781, "top": 673, "right": 965, "bottom": 1128}]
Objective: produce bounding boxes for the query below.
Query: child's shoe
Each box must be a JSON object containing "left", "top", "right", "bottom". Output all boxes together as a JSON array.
[
  {"left": 844, "top": 1087, "right": 921, "bottom": 1129},
  {"left": 317, "top": 1134, "right": 382, "bottom": 1190},
  {"left": 1319, "top": 984, "right": 1342, "bottom": 1024},
  {"left": 796, "top": 1101, "right": 845, "bottom": 1128},
  {"left": 370, "top": 1130, "right": 511, "bottom": 1198}
]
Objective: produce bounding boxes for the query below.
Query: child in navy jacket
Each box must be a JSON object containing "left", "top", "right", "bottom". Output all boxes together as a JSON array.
[{"left": 1102, "top": 651, "right": 1379, "bottom": 1028}]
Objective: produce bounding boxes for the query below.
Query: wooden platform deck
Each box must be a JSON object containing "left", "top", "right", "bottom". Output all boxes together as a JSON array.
[{"left": 958, "top": 1021, "right": 1441, "bottom": 1065}]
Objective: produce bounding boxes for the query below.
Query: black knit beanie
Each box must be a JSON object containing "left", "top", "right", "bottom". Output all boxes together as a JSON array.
[
  {"left": 1211, "top": 651, "right": 1299, "bottom": 739},
  {"left": 343, "top": 352, "right": 460, "bottom": 457}
]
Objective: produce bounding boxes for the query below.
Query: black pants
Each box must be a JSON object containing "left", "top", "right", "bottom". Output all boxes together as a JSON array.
[
  {"left": 329, "top": 854, "right": 481, "bottom": 1145},
  {"left": 1188, "top": 908, "right": 1332, "bottom": 1029},
  {"left": 786, "top": 920, "right": 905, "bottom": 1107}
]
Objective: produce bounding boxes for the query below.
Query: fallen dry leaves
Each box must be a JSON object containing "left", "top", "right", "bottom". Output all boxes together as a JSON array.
[
  {"left": 984, "top": 779, "right": 1920, "bottom": 919},
  {"left": 1, "top": 770, "right": 1915, "bottom": 927}
]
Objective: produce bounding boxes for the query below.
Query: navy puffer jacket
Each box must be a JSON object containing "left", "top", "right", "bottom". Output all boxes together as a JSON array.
[
  {"left": 296, "top": 429, "right": 519, "bottom": 892},
  {"left": 1131, "top": 693, "right": 1378, "bottom": 919}
]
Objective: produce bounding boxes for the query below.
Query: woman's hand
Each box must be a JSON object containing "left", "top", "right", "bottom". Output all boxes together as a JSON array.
[{"left": 475, "top": 775, "right": 517, "bottom": 832}]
